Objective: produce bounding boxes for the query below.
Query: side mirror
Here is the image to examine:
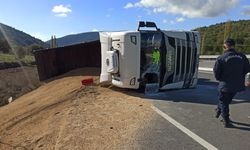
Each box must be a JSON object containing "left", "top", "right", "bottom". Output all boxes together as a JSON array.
[
  {"left": 146, "top": 22, "right": 157, "bottom": 28},
  {"left": 137, "top": 21, "right": 160, "bottom": 31},
  {"left": 138, "top": 21, "right": 146, "bottom": 31},
  {"left": 139, "top": 21, "right": 146, "bottom": 27}
]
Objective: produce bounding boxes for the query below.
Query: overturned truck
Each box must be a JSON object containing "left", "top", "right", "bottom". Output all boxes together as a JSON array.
[
  {"left": 100, "top": 22, "right": 201, "bottom": 91},
  {"left": 34, "top": 21, "right": 201, "bottom": 91}
]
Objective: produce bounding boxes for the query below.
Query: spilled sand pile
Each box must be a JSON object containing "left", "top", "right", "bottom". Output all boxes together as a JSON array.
[{"left": 0, "top": 67, "right": 153, "bottom": 150}]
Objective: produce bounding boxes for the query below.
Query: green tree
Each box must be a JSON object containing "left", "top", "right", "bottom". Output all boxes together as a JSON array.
[
  {"left": 14, "top": 46, "right": 26, "bottom": 59},
  {"left": 224, "top": 20, "right": 232, "bottom": 40},
  {"left": 0, "top": 39, "right": 11, "bottom": 53},
  {"left": 26, "top": 44, "right": 44, "bottom": 55},
  {"left": 195, "top": 20, "right": 250, "bottom": 54}
]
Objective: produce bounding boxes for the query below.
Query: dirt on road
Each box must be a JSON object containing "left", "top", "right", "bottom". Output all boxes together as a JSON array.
[{"left": 0, "top": 67, "right": 154, "bottom": 150}]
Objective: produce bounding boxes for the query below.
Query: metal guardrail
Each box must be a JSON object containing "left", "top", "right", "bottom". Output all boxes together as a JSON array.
[
  {"left": 200, "top": 55, "right": 250, "bottom": 60},
  {"left": 199, "top": 55, "right": 250, "bottom": 72},
  {"left": 199, "top": 55, "right": 219, "bottom": 59},
  {"left": 198, "top": 67, "right": 213, "bottom": 72}
]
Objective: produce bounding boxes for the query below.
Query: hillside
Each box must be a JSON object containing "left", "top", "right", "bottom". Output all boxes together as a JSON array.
[
  {"left": 0, "top": 23, "right": 46, "bottom": 48},
  {"left": 2, "top": 20, "right": 250, "bottom": 55},
  {"left": 55, "top": 20, "right": 250, "bottom": 52},
  {"left": 53, "top": 32, "right": 99, "bottom": 47},
  {"left": 195, "top": 20, "right": 250, "bottom": 55}
]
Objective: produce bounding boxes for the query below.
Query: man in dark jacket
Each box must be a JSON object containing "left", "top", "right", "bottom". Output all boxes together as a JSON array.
[{"left": 213, "top": 38, "right": 250, "bottom": 127}]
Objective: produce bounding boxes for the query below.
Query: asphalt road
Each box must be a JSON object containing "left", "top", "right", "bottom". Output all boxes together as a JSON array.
[{"left": 136, "top": 71, "right": 250, "bottom": 150}]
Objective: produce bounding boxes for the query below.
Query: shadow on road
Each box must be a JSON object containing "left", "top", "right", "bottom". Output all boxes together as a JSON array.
[
  {"left": 117, "top": 78, "right": 250, "bottom": 106},
  {"left": 231, "top": 120, "right": 250, "bottom": 131},
  {"left": 199, "top": 78, "right": 250, "bottom": 104}
]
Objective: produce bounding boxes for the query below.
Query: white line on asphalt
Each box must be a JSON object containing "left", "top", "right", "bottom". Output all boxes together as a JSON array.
[{"left": 151, "top": 105, "right": 218, "bottom": 150}]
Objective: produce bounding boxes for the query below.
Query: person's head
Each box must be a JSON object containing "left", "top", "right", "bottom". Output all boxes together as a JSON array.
[{"left": 223, "top": 38, "right": 235, "bottom": 51}]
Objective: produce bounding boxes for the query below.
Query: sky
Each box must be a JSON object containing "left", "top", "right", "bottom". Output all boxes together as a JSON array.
[{"left": 0, "top": 0, "right": 250, "bottom": 41}]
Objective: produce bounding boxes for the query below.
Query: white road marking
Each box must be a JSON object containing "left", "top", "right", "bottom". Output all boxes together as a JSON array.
[
  {"left": 151, "top": 105, "right": 218, "bottom": 150},
  {"left": 233, "top": 99, "right": 245, "bottom": 102}
]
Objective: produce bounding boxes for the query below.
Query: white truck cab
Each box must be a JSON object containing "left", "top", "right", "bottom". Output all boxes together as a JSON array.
[{"left": 100, "top": 21, "right": 201, "bottom": 91}]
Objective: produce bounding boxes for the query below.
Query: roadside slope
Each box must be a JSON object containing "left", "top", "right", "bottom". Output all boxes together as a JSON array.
[{"left": 0, "top": 66, "right": 41, "bottom": 106}]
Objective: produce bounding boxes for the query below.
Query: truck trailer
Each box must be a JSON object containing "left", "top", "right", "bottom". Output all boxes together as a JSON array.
[{"left": 100, "top": 21, "right": 201, "bottom": 91}]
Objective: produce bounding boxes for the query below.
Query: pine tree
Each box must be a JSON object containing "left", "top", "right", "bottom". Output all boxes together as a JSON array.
[{"left": 224, "top": 20, "right": 232, "bottom": 40}]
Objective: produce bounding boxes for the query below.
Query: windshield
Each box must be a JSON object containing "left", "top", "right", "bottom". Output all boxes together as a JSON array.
[{"left": 140, "top": 32, "right": 162, "bottom": 72}]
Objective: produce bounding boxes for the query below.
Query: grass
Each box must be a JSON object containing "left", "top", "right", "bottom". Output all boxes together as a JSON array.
[{"left": 0, "top": 53, "right": 35, "bottom": 65}]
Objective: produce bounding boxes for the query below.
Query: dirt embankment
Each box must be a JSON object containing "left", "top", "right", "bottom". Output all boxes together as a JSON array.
[
  {"left": 0, "top": 66, "right": 41, "bottom": 106},
  {"left": 0, "top": 68, "right": 154, "bottom": 150}
]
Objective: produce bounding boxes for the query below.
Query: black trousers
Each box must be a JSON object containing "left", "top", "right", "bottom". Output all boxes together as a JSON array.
[{"left": 217, "top": 91, "right": 236, "bottom": 119}]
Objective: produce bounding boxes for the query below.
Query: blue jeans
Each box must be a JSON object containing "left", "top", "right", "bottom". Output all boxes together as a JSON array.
[{"left": 217, "top": 91, "right": 236, "bottom": 119}]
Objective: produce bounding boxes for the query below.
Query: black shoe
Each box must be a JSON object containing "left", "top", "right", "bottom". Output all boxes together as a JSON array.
[
  {"left": 215, "top": 108, "right": 221, "bottom": 118},
  {"left": 220, "top": 117, "right": 232, "bottom": 122},
  {"left": 223, "top": 120, "right": 229, "bottom": 128},
  {"left": 222, "top": 118, "right": 232, "bottom": 128}
]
